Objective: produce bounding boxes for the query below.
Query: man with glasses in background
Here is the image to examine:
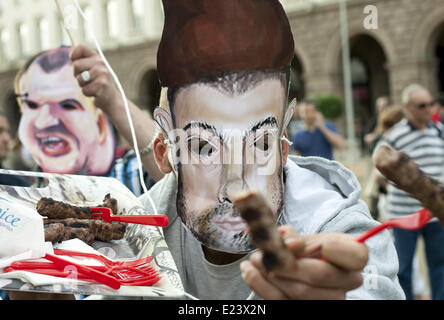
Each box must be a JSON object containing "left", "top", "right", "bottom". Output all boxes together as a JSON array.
[{"left": 375, "top": 84, "right": 444, "bottom": 300}]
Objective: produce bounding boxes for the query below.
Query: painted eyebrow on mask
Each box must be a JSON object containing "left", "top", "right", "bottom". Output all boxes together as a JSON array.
[
  {"left": 245, "top": 117, "right": 278, "bottom": 138},
  {"left": 182, "top": 116, "right": 278, "bottom": 142},
  {"left": 183, "top": 121, "right": 221, "bottom": 139}
]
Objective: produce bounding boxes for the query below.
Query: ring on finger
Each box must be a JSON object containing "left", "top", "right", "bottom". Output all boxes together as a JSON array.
[{"left": 81, "top": 70, "right": 91, "bottom": 83}]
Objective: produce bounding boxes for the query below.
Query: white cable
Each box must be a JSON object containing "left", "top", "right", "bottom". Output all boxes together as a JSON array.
[
  {"left": 183, "top": 292, "right": 200, "bottom": 300},
  {"left": 70, "top": 0, "right": 158, "bottom": 215},
  {"left": 246, "top": 291, "right": 256, "bottom": 300}
]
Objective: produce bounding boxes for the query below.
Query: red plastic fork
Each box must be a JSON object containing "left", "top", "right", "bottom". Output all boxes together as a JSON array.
[
  {"left": 5, "top": 263, "right": 161, "bottom": 287},
  {"left": 356, "top": 208, "right": 433, "bottom": 243},
  {"left": 51, "top": 249, "right": 161, "bottom": 286},
  {"left": 44, "top": 253, "right": 121, "bottom": 290},
  {"left": 8, "top": 260, "right": 155, "bottom": 274},
  {"left": 4, "top": 267, "right": 100, "bottom": 283},
  {"left": 53, "top": 249, "right": 153, "bottom": 268},
  {"left": 91, "top": 207, "right": 169, "bottom": 227}
]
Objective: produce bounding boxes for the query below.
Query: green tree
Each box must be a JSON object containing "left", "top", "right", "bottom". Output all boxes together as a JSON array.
[{"left": 313, "top": 95, "right": 344, "bottom": 120}]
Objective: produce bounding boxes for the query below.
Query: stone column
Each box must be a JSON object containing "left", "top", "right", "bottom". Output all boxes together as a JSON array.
[
  {"left": 117, "top": 0, "right": 135, "bottom": 42},
  {"left": 47, "top": 10, "right": 62, "bottom": 47},
  {"left": 91, "top": 0, "right": 109, "bottom": 44},
  {"left": 7, "top": 23, "right": 21, "bottom": 61},
  {"left": 143, "top": 0, "right": 163, "bottom": 39},
  {"left": 28, "top": 17, "right": 41, "bottom": 54}
]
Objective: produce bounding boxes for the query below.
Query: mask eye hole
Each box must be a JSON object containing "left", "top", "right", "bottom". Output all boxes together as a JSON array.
[
  {"left": 60, "top": 100, "right": 82, "bottom": 111},
  {"left": 24, "top": 100, "right": 39, "bottom": 110},
  {"left": 61, "top": 102, "right": 77, "bottom": 111},
  {"left": 254, "top": 133, "right": 271, "bottom": 152},
  {"left": 188, "top": 138, "right": 217, "bottom": 157},
  {"left": 253, "top": 130, "right": 277, "bottom": 154}
]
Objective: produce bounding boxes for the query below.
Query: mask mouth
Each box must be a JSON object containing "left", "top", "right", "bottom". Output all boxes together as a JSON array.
[
  {"left": 33, "top": 123, "right": 77, "bottom": 158},
  {"left": 208, "top": 199, "right": 247, "bottom": 232},
  {"left": 36, "top": 133, "right": 71, "bottom": 157},
  {"left": 212, "top": 215, "right": 247, "bottom": 233},
  {"left": 178, "top": 198, "right": 254, "bottom": 253}
]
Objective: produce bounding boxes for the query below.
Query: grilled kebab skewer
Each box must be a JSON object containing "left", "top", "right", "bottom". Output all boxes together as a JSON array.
[
  {"left": 373, "top": 145, "right": 444, "bottom": 226},
  {"left": 233, "top": 190, "right": 297, "bottom": 273}
]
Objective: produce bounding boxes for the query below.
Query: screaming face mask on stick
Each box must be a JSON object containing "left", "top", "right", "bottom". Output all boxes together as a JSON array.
[{"left": 15, "top": 47, "right": 116, "bottom": 176}]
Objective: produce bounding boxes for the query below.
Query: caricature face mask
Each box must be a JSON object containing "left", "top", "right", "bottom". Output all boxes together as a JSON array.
[
  {"left": 155, "top": 71, "right": 295, "bottom": 253},
  {"left": 16, "top": 47, "right": 116, "bottom": 175},
  {"left": 155, "top": 0, "right": 295, "bottom": 253}
]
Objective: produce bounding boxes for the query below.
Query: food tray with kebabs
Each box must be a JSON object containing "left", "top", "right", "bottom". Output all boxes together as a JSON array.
[{"left": 0, "top": 169, "right": 184, "bottom": 298}]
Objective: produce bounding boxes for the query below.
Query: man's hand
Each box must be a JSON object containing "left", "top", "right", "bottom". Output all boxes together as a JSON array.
[
  {"left": 240, "top": 226, "right": 368, "bottom": 300},
  {"left": 314, "top": 111, "right": 325, "bottom": 129},
  {"left": 314, "top": 112, "right": 345, "bottom": 150},
  {"left": 70, "top": 44, "right": 120, "bottom": 112}
]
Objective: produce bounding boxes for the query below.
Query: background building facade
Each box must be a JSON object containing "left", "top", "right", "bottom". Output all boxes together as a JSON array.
[{"left": 1, "top": 0, "right": 444, "bottom": 139}]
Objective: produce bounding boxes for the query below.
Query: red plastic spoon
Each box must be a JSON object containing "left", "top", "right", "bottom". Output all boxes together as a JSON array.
[
  {"left": 356, "top": 208, "right": 433, "bottom": 243},
  {"left": 317, "top": 209, "right": 433, "bottom": 262}
]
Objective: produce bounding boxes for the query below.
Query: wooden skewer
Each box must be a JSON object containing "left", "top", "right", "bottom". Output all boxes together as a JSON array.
[{"left": 233, "top": 190, "right": 297, "bottom": 274}]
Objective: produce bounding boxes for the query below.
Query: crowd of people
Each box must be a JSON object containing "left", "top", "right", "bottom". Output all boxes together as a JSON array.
[
  {"left": 287, "top": 85, "right": 444, "bottom": 300},
  {"left": 2, "top": 0, "right": 444, "bottom": 302}
]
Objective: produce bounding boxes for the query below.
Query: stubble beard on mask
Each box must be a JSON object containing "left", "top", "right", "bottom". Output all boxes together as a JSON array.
[{"left": 176, "top": 164, "right": 284, "bottom": 254}]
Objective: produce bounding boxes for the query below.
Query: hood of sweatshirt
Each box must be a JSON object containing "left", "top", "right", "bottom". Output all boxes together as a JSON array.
[{"left": 281, "top": 156, "right": 363, "bottom": 235}]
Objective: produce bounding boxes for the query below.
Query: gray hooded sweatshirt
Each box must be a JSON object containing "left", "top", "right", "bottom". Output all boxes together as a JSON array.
[{"left": 139, "top": 156, "right": 405, "bottom": 300}]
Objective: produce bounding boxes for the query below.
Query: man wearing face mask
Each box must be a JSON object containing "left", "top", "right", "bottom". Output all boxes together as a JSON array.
[{"left": 72, "top": 0, "right": 404, "bottom": 300}]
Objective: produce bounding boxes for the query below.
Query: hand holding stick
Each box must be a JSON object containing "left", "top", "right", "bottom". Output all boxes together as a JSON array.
[
  {"left": 234, "top": 191, "right": 367, "bottom": 300},
  {"left": 233, "top": 190, "right": 297, "bottom": 273}
]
